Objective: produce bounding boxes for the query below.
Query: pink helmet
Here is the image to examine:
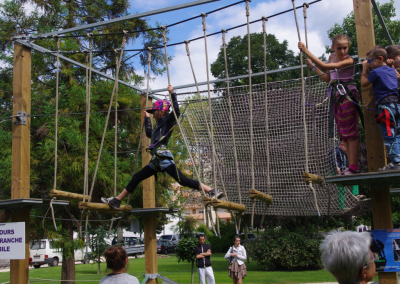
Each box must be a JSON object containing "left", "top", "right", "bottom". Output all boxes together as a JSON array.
[{"left": 146, "top": 100, "right": 171, "bottom": 113}]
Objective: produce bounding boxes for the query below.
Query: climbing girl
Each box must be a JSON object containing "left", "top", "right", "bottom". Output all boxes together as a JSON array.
[
  {"left": 298, "top": 34, "right": 361, "bottom": 175},
  {"left": 102, "top": 85, "right": 223, "bottom": 210}
]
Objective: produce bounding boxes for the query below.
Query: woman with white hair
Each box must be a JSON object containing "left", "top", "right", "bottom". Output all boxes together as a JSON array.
[{"left": 320, "top": 230, "right": 376, "bottom": 284}]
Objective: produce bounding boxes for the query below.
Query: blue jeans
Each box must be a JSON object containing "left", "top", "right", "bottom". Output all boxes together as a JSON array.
[{"left": 378, "top": 103, "right": 400, "bottom": 164}]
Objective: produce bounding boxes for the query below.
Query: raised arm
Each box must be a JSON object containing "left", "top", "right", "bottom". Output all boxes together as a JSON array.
[
  {"left": 144, "top": 111, "right": 152, "bottom": 138},
  {"left": 299, "top": 42, "right": 354, "bottom": 71},
  {"left": 360, "top": 60, "right": 372, "bottom": 88},
  {"left": 167, "top": 85, "right": 180, "bottom": 125}
]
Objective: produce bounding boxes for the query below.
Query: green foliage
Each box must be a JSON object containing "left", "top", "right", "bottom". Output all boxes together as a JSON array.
[
  {"left": 196, "top": 221, "right": 236, "bottom": 253},
  {"left": 326, "top": 0, "right": 400, "bottom": 55},
  {"left": 173, "top": 216, "right": 197, "bottom": 239},
  {"left": 210, "top": 33, "right": 300, "bottom": 87},
  {"left": 47, "top": 229, "right": 85, "bottom": 260},
  {"left": 175, "top": 237, "right": 198, "bottom": 264},
  {"left": 248, "top": 228, "right": 322, "bottom": 270},
  {"left": 87, "top": 225, "right": 109, "bottom": 270}
]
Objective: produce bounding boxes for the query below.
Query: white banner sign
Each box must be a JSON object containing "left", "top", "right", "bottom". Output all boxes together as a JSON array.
[{"left": 0, "top": 222, "right": 25, "bottom": 259}]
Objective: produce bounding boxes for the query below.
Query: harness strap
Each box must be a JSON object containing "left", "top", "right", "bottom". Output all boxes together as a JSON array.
[
  {"left": 377, "top": 105, "right": 399, "bottom": 155},
  {"left": 328, "top": 87, "right": 335, "bottom": 138}
]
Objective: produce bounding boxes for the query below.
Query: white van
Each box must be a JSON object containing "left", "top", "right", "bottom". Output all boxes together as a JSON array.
[{"left": 30, "top": 239, "right": 90, "bottom": 268}]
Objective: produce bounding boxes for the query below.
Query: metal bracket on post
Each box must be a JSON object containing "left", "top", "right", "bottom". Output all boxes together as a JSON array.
[{"left": 14, "top": 111, "right": 28, "bottom": 125}]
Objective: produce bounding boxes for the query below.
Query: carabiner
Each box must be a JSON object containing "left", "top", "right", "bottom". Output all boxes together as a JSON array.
[{"left": 336, "top": 83, "right": 347, "bottom": 96}]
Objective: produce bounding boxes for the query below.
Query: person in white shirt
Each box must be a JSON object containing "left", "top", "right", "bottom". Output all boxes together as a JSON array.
[
  {"left": 99, "top": 246, "right": 139, "bottom": 284},
  {"left": 224, "top": 235, "right": 247, "bottom": 284}
]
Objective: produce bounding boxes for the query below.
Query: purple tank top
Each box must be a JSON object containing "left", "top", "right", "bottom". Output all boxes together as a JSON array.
[{"left": 329, "top": 54, "right": 355, "bottom": 82}]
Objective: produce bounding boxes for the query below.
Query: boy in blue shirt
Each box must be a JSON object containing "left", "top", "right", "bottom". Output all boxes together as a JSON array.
[{"left": 361, "top": 46, "right": 400, "bottom": 171}]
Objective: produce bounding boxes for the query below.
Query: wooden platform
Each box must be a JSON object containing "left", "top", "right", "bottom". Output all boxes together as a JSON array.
[
  {"left": 0, "top": 198, "right": 69, "bottom": 213},
  {"left": 325, "top": 170, "right": 400, "bottom": 187}
]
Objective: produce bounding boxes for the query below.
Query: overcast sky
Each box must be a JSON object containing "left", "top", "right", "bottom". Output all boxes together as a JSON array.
[{"left": 1, "top": 0, "right": 399, "bottom": 95}]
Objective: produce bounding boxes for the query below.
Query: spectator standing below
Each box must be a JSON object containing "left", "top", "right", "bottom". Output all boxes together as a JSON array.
[
  {"left": 194, "top": 234, "right": 215, "bottom": 284},
  {"left": 320, "top": 230, "right": 375, "bottom": 284},
  {"left": 99, "top": 246, "right": 139, "bottom": 284},
  {"left": 225, "top": 235, "right": 247, "bottom": 284}
]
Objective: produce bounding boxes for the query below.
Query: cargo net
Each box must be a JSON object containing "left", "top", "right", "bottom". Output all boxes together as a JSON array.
[{"left": 176, "top": 77, "right": 359, "bottom": 216}]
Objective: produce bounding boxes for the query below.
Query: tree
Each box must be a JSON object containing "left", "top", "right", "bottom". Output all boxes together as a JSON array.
[
  {"left": 210, "top": 33, "right": 300, "bottom": 88},
  {"left": 87, "top": 225, "right": 109, "bottom": 274},
  {"left": 325, "top": 0, "right": 400, "bottom": 55},
  {"left": 175, "top": 238, "right": 199, "bottom": 284}
]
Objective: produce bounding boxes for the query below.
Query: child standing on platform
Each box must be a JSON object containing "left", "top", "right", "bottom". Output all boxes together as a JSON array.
[
  {"left": 298, "top": 34, "right": 361, "bottom": 175},
  {"left": 361, "top": 46, "right": 400, "bottom": 171},
  {"left": 386, "top": 45, "right": 400, "bottom": 96}
]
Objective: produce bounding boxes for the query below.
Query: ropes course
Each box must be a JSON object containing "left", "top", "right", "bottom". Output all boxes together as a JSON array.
[{"left": 7, "top": 0, "right": 396, "bottom": 282}]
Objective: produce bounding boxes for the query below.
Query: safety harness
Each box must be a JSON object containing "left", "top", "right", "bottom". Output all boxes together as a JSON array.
[
  {"left": 376, "top": 104, "right": 400, "bottom": 156},
  {"left": 328, "top": 69, "right": 365, "bottom": 138}
]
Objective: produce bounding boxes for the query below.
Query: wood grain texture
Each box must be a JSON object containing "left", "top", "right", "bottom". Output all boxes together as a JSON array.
[
  {"left": 353, "top": 0, "right": 397, "bottom": 283},
  {"left": 248, "top": 189, "right": 273, "bottom": 205},
  {"left": 50, "top": 189, "right": 89, "bottom": 201},
  {"left": 141, "top": 95, "right": 158, "bottom": 283}
]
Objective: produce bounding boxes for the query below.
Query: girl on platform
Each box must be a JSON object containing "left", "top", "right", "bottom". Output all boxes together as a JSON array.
[
  {"left": 102, "top": 85, "right": 223, "bottom": 210},
  {"left": 298, "top": 34, "right": 361, "bottom": 175}
]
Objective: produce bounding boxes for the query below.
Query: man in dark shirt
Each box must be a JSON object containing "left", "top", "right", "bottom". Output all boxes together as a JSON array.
[{"left": 194, "top": 234, "right": 215, "bottom": 284}]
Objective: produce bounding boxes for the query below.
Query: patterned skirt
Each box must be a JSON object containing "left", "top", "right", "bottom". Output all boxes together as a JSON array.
[
  {"left": 228, "top": 261, "right": 247, "bottom": 279},
  {"left": 333, "top": 88, "right": 360, "bottom": 142}
]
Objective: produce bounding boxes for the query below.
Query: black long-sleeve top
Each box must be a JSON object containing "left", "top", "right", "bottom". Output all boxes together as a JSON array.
[{"left": 144, "top": 93, "right": 180, "bottom": 146}]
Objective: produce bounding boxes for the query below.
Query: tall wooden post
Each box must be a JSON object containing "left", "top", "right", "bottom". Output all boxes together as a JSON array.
[
  {"left": 141, "top": 95, "right": 158, "bottom": 284},
  {"left": 11, "top": 43, "right": 31, "bottom": 284},
  {"left": 353, "top": 1, "right": 398, "bottom": 283}
]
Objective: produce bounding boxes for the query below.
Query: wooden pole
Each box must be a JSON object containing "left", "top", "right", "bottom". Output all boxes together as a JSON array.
[
  {"left": 141, "top": 95, "right": 158, "bottom": 284},
  {"left": 353, "top": 1, "right": 398, "bottom": 284},
  {"left": 10, "top": 43, "right": 31, "bottom": 284}
]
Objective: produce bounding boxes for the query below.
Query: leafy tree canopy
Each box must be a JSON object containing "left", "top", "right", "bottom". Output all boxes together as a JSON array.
[
  {"left": 210, "top": 33, "right": 300, "bottom": 88},
  {"left": 326, "top": 0, "right": 400, "bottom": 55}
]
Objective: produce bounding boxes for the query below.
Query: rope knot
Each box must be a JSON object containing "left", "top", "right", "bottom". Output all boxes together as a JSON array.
[
  {"left": 184, "top": 40, "right": 190, "bottom": 56},
  {"left": 121, "top": 32, "right": 128, "bottom": 49},
  {"left": 147, "top": 47, "right": 152, "bottom": 63},
  {"left": 303, "top": 2, "right": 308, "bottom": 18},
  {"left": 87, "top": 32, "right": 93, "bottom": 38},
  {"left": 201, "top": 13, "right": 207, "bottom": 31},
  {"left": 222, "top": 29, "right": 226, "bottom": 46},
  {"left": 262, "top": 17, "right": 267, "bottom": 33},
  {"left": 245, "top": 1, "right": 250, "bottom": 17},
  {"left": 53, "top": 35, "right": 60, "bottom": 50},
  {"left": 161, "top": 25, "right": 167, "bottom": 44}
]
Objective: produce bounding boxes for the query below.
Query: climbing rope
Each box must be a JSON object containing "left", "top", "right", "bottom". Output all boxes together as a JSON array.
[
  {"left": 53, "top": 35, "right": 60, "bottom": 191},
  {"left": 260, "top": 16, "right": 271, "bottom": 228},
  {"left": 84, "top": 32, "right": 128, "bottom": 228},
  {"left": 221, "top": 29, "right": 241, "bottom": 233},
  {"left": 245, "top": 1, "right": 255, "bottom": 193},
  {"left": 201, "top": 13, "right": 218, "bottom": 193},
  {"left": 292, "top": 0, "right": 320, "bottom": 216},
  {"left": 303, "top": 4, "right": 330, "bottom": 214}
]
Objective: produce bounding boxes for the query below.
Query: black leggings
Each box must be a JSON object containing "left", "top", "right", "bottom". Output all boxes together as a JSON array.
[{"left": 125, "top": 164, "right": 201, "bottom": 193}]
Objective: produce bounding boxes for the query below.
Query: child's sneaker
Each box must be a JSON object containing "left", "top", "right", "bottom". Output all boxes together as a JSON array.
[
  {"left": 101, "top": 196, "right": 121, "bottom": 210},
  {"left": 378, "top": 163, "right": 400, "bottom": 171},
  {"left": 208, "top": 189, "right": 224, "bottom": 199},
  {"left": 341, "top": 168, "right": 359, "bottom": 175}
]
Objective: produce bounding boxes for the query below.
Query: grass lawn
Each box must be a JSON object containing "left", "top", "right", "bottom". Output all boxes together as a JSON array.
[{"left": 0, "top": 253, "right": 378, "bottom": 284}]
